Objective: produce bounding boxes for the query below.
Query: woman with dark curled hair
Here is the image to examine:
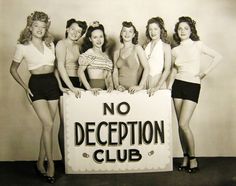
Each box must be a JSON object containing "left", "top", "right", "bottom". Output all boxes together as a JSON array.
[
  {"left": 56, "top": 18, "right": 87, "bottom": 163},
  {"left": 144, "top": 17, "right": 171, "bottom": 96},
  {"left": 78, "top": 21, "right": 113, "bottom": 95},
  {"left": 10, "top": 11, "right": 63, "bottom": 183},
  {"left": 113, "top": 21, "right": 149, "bottom": 93},
  {"left": 56, "top": 18, "right": 87, "bottom": 94},
  {"left": 167, "top": 16, "right": 222, "bottom": 173}
]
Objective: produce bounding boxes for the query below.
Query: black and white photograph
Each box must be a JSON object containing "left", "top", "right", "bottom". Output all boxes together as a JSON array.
[{"left": 0, "top": 0, "right": 235, "bottom": 185}]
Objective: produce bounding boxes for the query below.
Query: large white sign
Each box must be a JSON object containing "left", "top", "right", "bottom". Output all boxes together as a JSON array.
[{"left": 63, "top": 90, "right": 172, "bottom": 174}]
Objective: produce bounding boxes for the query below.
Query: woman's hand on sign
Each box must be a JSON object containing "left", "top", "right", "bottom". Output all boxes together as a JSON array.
[
  {"left": 128, "top": 86, "right": 142, "bottom": 94},
  {"left": 107, "top": 86, "right": 113, "bottom": 93},
  {"left": 89, "top": 88, "right": 102, "bottom": 96},
  {"left": 116, "top": 85, "right": 126, "bottom": 92},
  {"left": 147, "top": 87, "right": 157, "bottom": 97},
  {"left": 60, "top": 86, "right": 70, "bottom": 95},
  {"left": 71, "top": 88, "right": 85, "bottom": 98}
]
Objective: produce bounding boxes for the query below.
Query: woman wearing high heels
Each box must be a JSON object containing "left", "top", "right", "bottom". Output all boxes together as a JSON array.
[
  {"left": 113, "top": 21, "right": 149, "bottom": 93},
  {"left": 10, "top": 11, "right": 62, "bottom": 183},
  {"left": 144, "top": 17, "right": 171, "bottom": 96},
  {"left": 167, "top": 16, "right": 222, "bottom": 173},
  {"left": 78, "top": 21, "right": 113, "bottom": 95}
]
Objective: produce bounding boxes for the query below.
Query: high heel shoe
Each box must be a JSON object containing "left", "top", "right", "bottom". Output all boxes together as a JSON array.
[
  {"left": 34, "top": 164, "right": 47, "bottom": 177},
  {"left": 178, "top": 153, "right": 189, "bottom": 171},
  {"left": 188, "top": 156, "right": 199, "bottom": 173},
  {"left": 46, "top": 176, "right": 56, "bottom": 184}
]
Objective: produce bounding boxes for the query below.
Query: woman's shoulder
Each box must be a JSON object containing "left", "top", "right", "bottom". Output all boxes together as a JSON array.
[
  {"left": 81, "top": 48, "right": 93, "bottom": 56},
  {"left": 194, "top": 40, "right": 203, "bottom": 48},
  {"left": 134, "top": 44, "right": 145, "bottom": 52},
  {"left": 80, "top": 49, "right": 95, "bottom": 60},
  {"left": 55, "top": 39, "right": 66, "bottom": 49}
]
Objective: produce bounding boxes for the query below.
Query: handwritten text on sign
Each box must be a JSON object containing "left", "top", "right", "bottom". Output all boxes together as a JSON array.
[{"left": 64, "top": 90, "right": 172, "bottom": 174}]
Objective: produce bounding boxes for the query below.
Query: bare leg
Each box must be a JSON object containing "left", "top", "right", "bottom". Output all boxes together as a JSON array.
[
  {"left": 58, "top": 97, "right": 65, "bottom": 162},
  {"left": 37, "top": 133, "right": 46, "bottom": 174},
  {"left": 173, "top": 98, "right": 188, "bottom": 167},
  {"left": 178, "top": 100, "right": 198, "bottom": 168},
  {"left": 32, "top": 99, "right": 58, "bottom": 177}
]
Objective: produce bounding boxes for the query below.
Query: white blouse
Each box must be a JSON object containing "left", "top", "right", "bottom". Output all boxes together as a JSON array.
[
  {"left": 172, "top": 39, "right": 216, "bottom": 84},
  {"left": 145, "top": 40, "right": 164, "bottom": 76},
  {"left": 13, "top": 41, "right": 55, "bottom": 70}
]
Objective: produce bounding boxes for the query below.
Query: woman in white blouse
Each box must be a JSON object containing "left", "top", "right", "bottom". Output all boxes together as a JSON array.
[
  {"left": 10, "top": 11, "right": 61, "bottom": 183},
  {"left": 144, "top": 17, "right": 171, "bottom": 96},
  {"left": 168, "top": 16, "right": 222, "bottom": 173}
]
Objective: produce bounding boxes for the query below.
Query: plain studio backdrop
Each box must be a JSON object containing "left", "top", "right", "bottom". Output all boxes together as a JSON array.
[{"left": 0, "top": 0, "right": 235, "bottom": 161}]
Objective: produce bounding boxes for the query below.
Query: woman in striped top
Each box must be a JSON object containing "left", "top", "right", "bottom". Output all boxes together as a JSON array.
[{"left": 78, "top": 21, "right": 113, "bottom": 95}]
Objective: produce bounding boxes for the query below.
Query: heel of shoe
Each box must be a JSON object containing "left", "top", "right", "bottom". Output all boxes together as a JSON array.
[
  {"left": 34, "top": 164, "right": 46, "bottom": 177},
  {"left": 188, "top": 156, "right": 199, "bottom": 173},
  {"left": 46, "top": 176, "right": 56, "bottom": 184},
  {"left": 178, "top": 153, "right": 189, "bottom": 171}
]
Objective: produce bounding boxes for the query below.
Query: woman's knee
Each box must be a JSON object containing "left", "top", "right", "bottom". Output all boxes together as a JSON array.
[
  {"left": 179, "top": 122, "right": 190, "bottom": 132},
  {"left": 42, "top": 120, "right": 54, "bottom": 131}
]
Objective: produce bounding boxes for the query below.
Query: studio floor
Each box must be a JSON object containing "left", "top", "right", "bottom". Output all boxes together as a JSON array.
[{"left": 0, "top": 157, "right": 235, "bottom": 186}]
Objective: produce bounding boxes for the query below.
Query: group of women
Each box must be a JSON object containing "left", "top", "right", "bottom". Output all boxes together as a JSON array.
[{"left": 10, "top": 11, "right": 222, "bottom": 183}]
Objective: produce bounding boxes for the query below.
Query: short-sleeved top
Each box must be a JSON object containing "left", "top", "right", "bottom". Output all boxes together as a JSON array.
[
  {"left": 78, "top": 49, "right": 113, "bottom": 71},
  {"left": 13, "top": 41, "right": 55, "bottom": 70},
  {"left": 172, "top": 39, "right": 209, "bottom": 84},
  {"left": 145, "top": 40, "right": 164, "bottom": 76}
]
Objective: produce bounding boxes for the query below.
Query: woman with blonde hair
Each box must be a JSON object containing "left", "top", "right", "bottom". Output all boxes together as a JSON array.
[{"left": 10, "top": 11, "right": 62, "bottom": 183}]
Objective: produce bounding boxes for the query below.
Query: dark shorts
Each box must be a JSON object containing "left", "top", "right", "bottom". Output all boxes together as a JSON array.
[
  {"left": 171, "top": 79, "right": 201, "bottom": 103},
  {"left": 61, "top": 76, "right": 84, "bottom": 89},
  {"left": 29, "top": 73, "right": 62, "bottom": 102}
]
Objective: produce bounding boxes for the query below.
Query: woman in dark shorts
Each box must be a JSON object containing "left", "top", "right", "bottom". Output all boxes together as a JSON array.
[
  {"left": 10, "top": 11, "right": 62, "bottom": 183},
  {"left": 168, "top": 16, "right": 222, "bottom": 173}
]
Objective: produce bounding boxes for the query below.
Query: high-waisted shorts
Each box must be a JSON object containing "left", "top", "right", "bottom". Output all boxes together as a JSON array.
[
  {"left": 89, "top": 79, "right": 106, "bottom": 90},
  {"left": 61, "top": 76, "right": 84, "bottom": 89},
  {"left": 28, "top": 73, "right": 62, "bottom": 102},
  {"left": 171, "top": 79, "right": 201, "bottom": 103}
]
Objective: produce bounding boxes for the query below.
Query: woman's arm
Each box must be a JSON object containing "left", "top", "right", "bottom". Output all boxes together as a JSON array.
[
  {"left": 112, "top": 50, "right": 125, "bottom": 91},
  {"left": 197, "top": 42, "right": 222, "bottom": 79},
  {"left": 105, "top": 71, "right": 114, "bottom": 92},
  {"left": 136, "top": 45, "right": 149, "bottom": 88},
  {"left": 129, "top": 45, "right": 149, "bottom": 94},
  {"left": 166, "top": 53, "right": 178, "bottom": 90},
  {"left": 56, "top": 41, "right": 75, "bottom": 90},
  {"left": 156, "top": 43, "right": 171, "bottom": 89},
  {"left": 56, "top": 41, "right": 82, "bottom": 97},
  {"left": 78, "top": 65, "right": 91, "bottom": 90},
  {"left": 10, "top": 61, "right": 33, "bottom": 102},
  {"left": 147, "top": 44, "right": 171, "bottom": 96},
  {"left": 112, "top": 50, "right": 120, "bottom": 89}
]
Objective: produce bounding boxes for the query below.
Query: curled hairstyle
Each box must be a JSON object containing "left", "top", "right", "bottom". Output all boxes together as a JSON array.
[
  {"left": 65, "top": 18, "right": 87, "bottom": 38},
  {"left": 120, "top": 21, "right": 138, "bottom": 45},
  {"left": 18, "top": 11, "right": 53, "bottom": 45},
  {"left": 145, "top": 17, "right": 169, "bottom": 43},
  {"left": 81, "top": 21, "right": 107, "bottom": 53},
  {"left": 173, "top": 16, "right": 200, "bottom": 45}
]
